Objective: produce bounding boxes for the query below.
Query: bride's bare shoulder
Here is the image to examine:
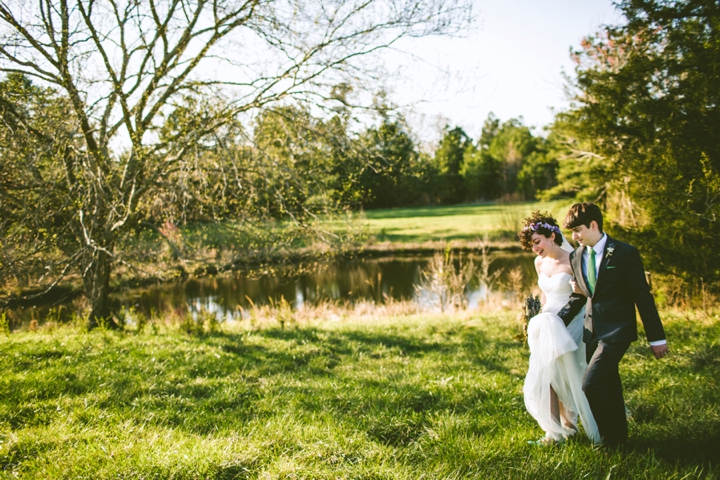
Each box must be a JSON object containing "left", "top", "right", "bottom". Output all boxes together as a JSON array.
[{"left": 533, "top": 255, "right": 543, "bottom": 272}]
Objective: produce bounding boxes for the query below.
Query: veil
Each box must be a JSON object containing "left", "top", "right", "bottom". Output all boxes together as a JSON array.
[{"left": 560, "top": 235, "right": 575, "bottom": 253}]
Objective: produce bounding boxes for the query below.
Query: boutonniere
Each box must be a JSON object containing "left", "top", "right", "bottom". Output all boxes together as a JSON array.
[{"left": 606, "top": 244, "right": 616, "bottom": 259}]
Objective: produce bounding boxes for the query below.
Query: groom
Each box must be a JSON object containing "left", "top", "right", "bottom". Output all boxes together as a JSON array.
[{"left": 558, "top": 202, "right": 668, "bottom": 448}]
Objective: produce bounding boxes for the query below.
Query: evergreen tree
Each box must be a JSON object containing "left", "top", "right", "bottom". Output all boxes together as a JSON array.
[
  {"left": 558, "top": 0, "right": 720, "bottom": 282},
  {"left": 462, "top": 114, "right": 550, "bottom": 201},
  {"left": 434, "top": 126, "right": 472, "bottom": 204},
  {"left": 359, "top": 118, "right": 421, "bottom": 209}
]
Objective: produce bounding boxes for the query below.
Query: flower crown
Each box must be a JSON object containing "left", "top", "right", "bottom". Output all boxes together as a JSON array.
[{"left": 523, "top": 221, "right": 561, "bottom": 236}]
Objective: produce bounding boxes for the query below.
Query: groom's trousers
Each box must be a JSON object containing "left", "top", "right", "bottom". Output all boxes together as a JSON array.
[{"left": 583, "top": 337, "right": 632, "bottom": 447}]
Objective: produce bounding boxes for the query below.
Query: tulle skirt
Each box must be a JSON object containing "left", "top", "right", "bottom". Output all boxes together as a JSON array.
[{"left": 524, "top": 312, "right": 601, "bottom": 443}]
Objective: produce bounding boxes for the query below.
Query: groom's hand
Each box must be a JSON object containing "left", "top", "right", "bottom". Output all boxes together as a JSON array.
[
  {"left": 651, "top": 343, "right": 668, "bottom": 359},
  {"left": 569, "top": 279, "right": 585, "bottom": 295}
]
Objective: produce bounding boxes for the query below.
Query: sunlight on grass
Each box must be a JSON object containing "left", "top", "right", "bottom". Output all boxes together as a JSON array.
[
  {"left": 358, "top": 201, "right": 571, "bottom": 244},
  {"left": 0, "top": 308, "right": 718, "bottom": 478}
]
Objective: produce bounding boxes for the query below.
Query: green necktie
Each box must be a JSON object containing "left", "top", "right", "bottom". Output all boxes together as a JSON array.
[{"left": 587, "top": 247, "right": 597, "bottom": 295}]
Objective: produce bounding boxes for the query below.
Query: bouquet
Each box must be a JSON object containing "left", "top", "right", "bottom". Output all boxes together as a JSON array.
[{"left": 516, "top": 294, "right": 542, "bottom": 345}]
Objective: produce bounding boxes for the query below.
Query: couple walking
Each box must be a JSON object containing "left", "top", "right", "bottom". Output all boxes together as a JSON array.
[{"left": 519, "top": 202, "right": 668, "bottom": 448}]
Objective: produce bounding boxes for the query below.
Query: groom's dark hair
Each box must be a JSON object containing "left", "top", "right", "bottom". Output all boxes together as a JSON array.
[{"left": 564, "top": 202, "right": 603, "bottom": 232}]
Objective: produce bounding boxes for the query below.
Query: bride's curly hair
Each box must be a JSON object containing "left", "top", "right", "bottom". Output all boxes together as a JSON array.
[{"left": 518, "top": 210, "right": 564, "bottom": 251}]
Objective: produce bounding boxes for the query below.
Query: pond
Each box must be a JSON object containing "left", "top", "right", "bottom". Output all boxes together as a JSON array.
[{"left": 9, "top": 251, "right": 537, "bottom": 326}]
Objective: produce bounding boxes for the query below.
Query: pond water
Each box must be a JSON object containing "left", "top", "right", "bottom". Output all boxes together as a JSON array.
[{"left": 10, "top": 252, "right": 537, "bottom": 326}]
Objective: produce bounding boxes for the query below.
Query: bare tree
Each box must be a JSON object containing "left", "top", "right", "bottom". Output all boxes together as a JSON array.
[{"left": 0, "top": 0, "right": 472, "bottom": 325}]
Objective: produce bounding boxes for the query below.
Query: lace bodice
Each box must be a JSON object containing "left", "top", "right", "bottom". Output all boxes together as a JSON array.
[{"left": 538, "top": 272, "right": 574, "bottom": 315}]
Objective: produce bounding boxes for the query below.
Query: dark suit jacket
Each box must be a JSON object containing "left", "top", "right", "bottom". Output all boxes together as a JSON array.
[{"left": 557, "top": 236, "right": 666, "bottom": 344}]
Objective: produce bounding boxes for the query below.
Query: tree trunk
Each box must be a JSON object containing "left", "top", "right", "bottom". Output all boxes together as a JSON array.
[{"left": 82, "top": 247, "right": 116, "bottom": 329}]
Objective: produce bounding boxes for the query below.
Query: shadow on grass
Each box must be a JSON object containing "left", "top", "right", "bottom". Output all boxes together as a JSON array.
[
  {"left": 2, "top": 324, "right": 519, "bottom": 439},
  {"left": 4, "top": 320, "right": 717, "bottom": 475},
  {"left": 365, "top": 204, "right": 516, "bottom": 220},
  {"left": 376, "top": 230, "right": 514, "bottom": 244},
  {"left": 632, "top": 431, "right": 720, "bottom": 468},
  {"left": 256, "top": 324, "right": 516, "bottom": 374}
]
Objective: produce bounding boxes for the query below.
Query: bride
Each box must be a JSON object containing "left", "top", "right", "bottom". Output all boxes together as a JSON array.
[{"left": 519, "top": 211, "right": 601, "bottom": 445}]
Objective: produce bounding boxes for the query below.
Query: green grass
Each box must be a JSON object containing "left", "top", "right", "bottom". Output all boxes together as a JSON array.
[
  {"left": 1, "top": 308, "right": 718, "bottom": 478},
  {"left": 359, "top": 201, "right": 571, "bottom": 244}
]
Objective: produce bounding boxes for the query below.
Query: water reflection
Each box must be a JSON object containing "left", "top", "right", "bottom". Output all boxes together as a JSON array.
[
  {"left": 117, "top": 253, "right": 536, "bottom": 321},
  {"left": 8, "top": 252, "right": 537, "bottom": 326}
]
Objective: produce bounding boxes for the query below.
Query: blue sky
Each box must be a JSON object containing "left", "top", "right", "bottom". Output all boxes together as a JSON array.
[{"left": 388, "top": 0, "right": 625, "bottom": 141}]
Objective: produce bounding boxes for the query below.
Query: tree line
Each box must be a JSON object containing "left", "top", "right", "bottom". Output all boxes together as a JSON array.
[{"left": 0, "top": 72, "right": 564, "bottom": 221}]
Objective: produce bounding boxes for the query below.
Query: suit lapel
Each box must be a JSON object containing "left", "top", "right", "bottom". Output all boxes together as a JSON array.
[
  {"left": 571, "top": 245, "right": 591, "bottom": 297},
  {"left": 594, "top": 235, "right": 616, "bottom": 290}
]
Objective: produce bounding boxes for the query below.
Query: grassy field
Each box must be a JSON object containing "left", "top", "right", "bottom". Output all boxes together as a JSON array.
[
  {"left": 1, "top": 307, "right": 718, "bottom": 479},
  {"left": 358, "top": 201, "right": 571, "bottom": 245}
]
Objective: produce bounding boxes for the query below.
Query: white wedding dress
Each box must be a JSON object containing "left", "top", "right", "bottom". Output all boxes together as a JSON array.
[{"left": 524, "top": 272, "right": 601, "bottom": 443}]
